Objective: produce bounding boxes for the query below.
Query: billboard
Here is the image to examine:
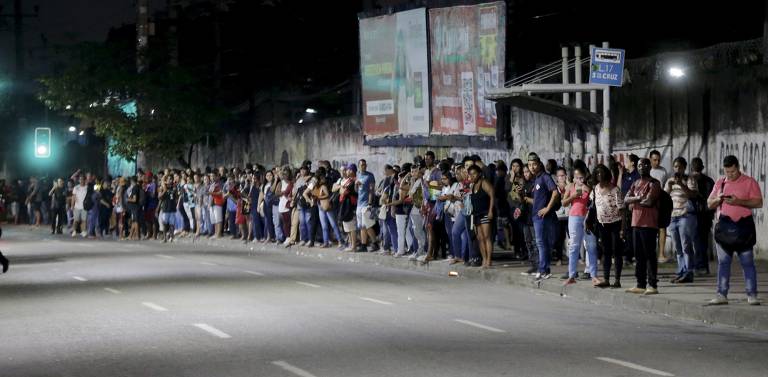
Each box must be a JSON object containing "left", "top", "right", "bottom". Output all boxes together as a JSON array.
[
  {"left": 359, "top": 8, "right": 430, "bottom": 136},
  {"left": 429, "top": 2, "right": 505, "bottom": 136}
]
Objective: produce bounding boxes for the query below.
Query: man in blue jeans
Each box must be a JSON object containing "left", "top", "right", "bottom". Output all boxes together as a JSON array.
[
  {"left": 526, "top": 153, "right": 559, "bottom": 279},
  {"left": 706, "top": 155, "right": 762, "bottom": 306}
]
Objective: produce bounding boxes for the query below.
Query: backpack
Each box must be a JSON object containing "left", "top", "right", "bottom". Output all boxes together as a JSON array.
[
  {"left": 657, "top": 185, "right": 673, "bottom": 229},
  {"left": 83, "top": 186, "right": 94, "bottom": 211}
]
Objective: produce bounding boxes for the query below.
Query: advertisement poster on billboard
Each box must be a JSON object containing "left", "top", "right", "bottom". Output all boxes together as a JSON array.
[
  {"left": 429, "top": 2, "right": 505, "bottom": 136},
  {"left": 359, "top": 8, "right": 430, "bottom": 137}
]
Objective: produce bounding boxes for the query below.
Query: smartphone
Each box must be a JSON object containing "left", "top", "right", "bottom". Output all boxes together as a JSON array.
[{"left": 722, "top": 195, "right": 733, "bottom": 199}]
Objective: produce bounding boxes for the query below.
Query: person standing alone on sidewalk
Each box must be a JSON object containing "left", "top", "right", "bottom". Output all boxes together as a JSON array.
[
  {"left": 624, "top": 158, "right": 662, "bottom": 295},
  {"left": 706, "top": 155, "right": 762, "bottom": 306}
]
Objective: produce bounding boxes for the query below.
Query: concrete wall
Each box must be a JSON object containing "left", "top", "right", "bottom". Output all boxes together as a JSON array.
[
  {"left": 139, "top": 114, "right": 528, "bottom": 173},
  {"left": 612, "top": 64, "right": 768, "bottom": 257}
]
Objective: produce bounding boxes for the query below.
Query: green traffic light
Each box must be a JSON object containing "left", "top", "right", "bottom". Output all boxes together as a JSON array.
[{"left": 34, "top": 127, "right": 51, "bottom": 158}]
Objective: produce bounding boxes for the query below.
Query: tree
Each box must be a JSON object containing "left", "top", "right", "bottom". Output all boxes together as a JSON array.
[{"left": 38, "top": 42, "right": 228, "bottom": 168}]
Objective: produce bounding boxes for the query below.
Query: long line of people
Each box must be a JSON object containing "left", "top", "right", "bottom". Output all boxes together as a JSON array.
[{"left": 0, "top": 151, "right": 761, "bottom": 304}]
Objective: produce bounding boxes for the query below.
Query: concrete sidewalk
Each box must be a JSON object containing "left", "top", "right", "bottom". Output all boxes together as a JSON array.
[{"left": 174, "top": 233, "right": 768, "bottom": 332}]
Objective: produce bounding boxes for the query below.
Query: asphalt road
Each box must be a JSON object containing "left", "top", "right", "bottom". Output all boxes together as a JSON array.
[{"left": 1, "top": 226, "right": 767, "bottom": 377}]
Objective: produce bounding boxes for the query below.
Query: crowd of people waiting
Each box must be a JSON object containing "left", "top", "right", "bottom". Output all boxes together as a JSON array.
[{"left": 0, "top": 150, "right": 762, "bottom": 305}]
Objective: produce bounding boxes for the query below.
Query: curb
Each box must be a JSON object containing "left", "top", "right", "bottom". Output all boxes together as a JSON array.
[{"left": 170, "top": 235, "right": 768, "bottom": 332}]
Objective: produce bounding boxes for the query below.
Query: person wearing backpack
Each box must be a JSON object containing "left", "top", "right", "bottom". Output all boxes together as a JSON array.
[
  {"left": 665, "top": 157, "right": 699, "bottom": 284},
  {"left": 624, "top": 158, "right": 663, "bottom": 295},
  {"left": 706, "top": 155, "right": 762, "bottom": 306}
]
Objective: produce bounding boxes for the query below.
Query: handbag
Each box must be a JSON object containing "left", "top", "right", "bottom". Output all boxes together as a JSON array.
[{"left": 713, "top": 180, "right": 757, "bottom": 253}]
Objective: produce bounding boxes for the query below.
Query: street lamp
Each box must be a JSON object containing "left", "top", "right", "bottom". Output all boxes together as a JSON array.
[
  {"left": 78, "top": 130, "right": 85, "bottom": 136},
  {"left": 305, "top": 108, "right": 317, "bottom": 114},
  {"left": 68, "top": 126, "right": 76, "bottom": 133},
  {"left": 668, "top": 67, "right": 685, "bottom": 78}
]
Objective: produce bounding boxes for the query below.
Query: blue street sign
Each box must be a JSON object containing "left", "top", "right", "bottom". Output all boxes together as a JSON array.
[{"left": 589, "top": 48, "right": 625, "bottom": 86}]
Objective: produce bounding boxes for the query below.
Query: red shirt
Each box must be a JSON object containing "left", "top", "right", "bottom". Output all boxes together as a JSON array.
[
  {"left": 709, "top": 174, "right": 762, "bottom": 221},
  {"left": 212, "top": 183, "right": 225, "bottom": 207},
  {"left": 629, "top": 178, "right": 661, "bottom": 229}
]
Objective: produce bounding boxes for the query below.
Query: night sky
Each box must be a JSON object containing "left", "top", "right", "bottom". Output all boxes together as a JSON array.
[{"left": 0, "top": 0, "right": 764, "bottom": 83}]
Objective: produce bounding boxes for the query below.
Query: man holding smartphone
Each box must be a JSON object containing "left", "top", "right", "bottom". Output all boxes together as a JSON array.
[{"left": 706, "top": 156, "right": 763, "bottom": 306}]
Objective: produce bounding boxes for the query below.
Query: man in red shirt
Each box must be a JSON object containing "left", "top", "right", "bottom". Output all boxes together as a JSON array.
[
  {"left": 624, "top": 158, "right": 662, "bottom": 295},
  {"left": 706, "top": 155, "right": 763, "bottom": 306}
]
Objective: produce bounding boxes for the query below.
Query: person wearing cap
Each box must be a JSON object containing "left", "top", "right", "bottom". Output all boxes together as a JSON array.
[{"left": 525, "top": 153, "right": 560, "bottom": 279}]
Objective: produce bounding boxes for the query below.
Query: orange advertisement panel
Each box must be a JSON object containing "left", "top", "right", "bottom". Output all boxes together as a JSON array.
[{"left": 429, "top": 2, "right": 505, "bottom": 136}]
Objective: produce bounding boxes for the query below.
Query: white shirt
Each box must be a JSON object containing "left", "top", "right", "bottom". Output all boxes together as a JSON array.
[
  {"left": 651, "top": 167, "right": 668, "bottom": 185},
  {"left": 73, "top": 184, "right": 88, "bottom": 211}
]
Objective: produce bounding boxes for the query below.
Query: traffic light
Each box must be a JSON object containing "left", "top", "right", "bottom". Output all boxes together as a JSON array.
[{"left": 34, "top": 127, "right": 51, "bottom": 158}]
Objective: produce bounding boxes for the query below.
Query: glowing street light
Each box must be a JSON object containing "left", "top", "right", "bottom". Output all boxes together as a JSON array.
[
  {"left": 68, "top": 126, "right": 76, "bottom": 133},
  {"left": 78, "top": 130, "right": 85, "bottom": 136},
  {"left": 668, "top": 67, "right": 685, "bottom": 78},
  {"left": 305, "top": 108, "right": 317, "bottom": 114}
]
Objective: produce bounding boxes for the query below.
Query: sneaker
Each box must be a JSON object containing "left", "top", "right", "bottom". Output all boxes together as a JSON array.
[
  {"left": 676, "top": 275, "right": 694, "bottom": 284},
  {"left": 408, "top": 253, "right": 419, "bottom": 261},
  {"left": 71, "top": 231, "right": 77, "bottom": 238},
  {"left": 521, "top": 267, "right": 537, "bottom": 276},
  {"left": 560, "top": 272, "right": 570, "bottom": 280},
  {"left": 643, "top": 287, "right": 659, "bottom": 295},
  {"left": 393, "top": 251, "right": 406, "bottom": 258},
  {"left": 580, "top": 273, "right": 592, "bottom": 280},
  {"left": 625, "top": 287, "right": 646, "bottom": 294},
  {"left": 747, "top": 296, "right": 761, "bottom": 306},
  {"left": 610, "top": 281, "right": 622, "bottom": 289},
  {"left": 368, "top": 243, "right": 381, "bottom": 253},
  {"left": 533, "top": 272, "right": 542, "bottom": 279},
  {"left": 541, "top": 272, "right": 552, "bottom": 280},
  {"left": 594, "top": 280, "right": 610, "bottom": 288},
  {"left": 707, "top": 294, "right": 729, "bottom": 305},
  {"left": 81, "top": 231, "right": 88, "bottom": 238},
  {"left": 670, "top": 276, "right": 682, "bottom": 284}
]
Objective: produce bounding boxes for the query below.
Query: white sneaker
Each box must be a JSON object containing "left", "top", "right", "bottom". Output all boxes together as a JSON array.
[
  {"left": 747, "top": 296, "right": 761, "bottom": 306},
  {"left": 534, "top": 272, "right": 542, "bottom": 279},
  {"left": 408, "top": 253, "right": 419, "bottom": 261},
  {"left": 81, "top": 232, "right": 87, "bottom": 238},
  {"left": 71, "top": 231, "right": 77, "bottom": 238},
  {"left": 542, "top": 273, "right": 552, "bottom": 280},
  {"left": 416, "top": 254, "right": 427, "bottom": 263},
  {"left": 393, "top": 251, "right": 406, "bottom": 258},
  {"left": 708, "top": 294, "right": 728, "bottom": 305}
]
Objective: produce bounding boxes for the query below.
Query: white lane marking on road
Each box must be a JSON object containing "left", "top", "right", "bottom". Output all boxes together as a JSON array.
[
  {"left": 359, "top": 297, "right": 393, "bottom": 305},
  {"left": 453, "top": 319, "right": 506, "bottom": 333},
  {"left": 142, "top": 302, "right": 169, "bottom": 312},
  {"left": 200, "top": 262, "right": 217, "bottom": 266},
  {"left": 104, "top": 288, "right": 122, "bottom": 294},
  {"left": 193, "top": 323, "right": 231, "bottom": 339},
  {"left": 271, "top": 361, "right": 318, "bottom": 377},
  {"left": 296, "top": 281, "right": 321, "bottom": 288},
  {"left": 596, "top": 357, "right": 675, "bottom": 376},
  {"left": 72, "top": 276, "right": 88, "bottom": 282},
  {"left": 243, "top": 270, "right": 265, "bottom": 276},
  {"left": 155, "top": 254, "right": 175, "bottom": 259}
]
